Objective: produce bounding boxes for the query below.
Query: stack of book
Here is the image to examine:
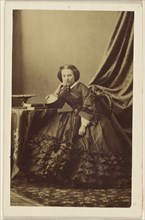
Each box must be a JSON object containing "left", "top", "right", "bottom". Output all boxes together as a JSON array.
[{"left": 23, "top": 103, "right": 57, "bottom": 109}]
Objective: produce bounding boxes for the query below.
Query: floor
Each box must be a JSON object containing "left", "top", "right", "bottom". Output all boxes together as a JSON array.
[{"left": 11, "top": 176, "right": 131, "bottom": 207}]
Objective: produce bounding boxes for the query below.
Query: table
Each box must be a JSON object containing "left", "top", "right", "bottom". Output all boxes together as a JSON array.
[{"left": 11, "top": 107, "right": 57, "bottom": 179}]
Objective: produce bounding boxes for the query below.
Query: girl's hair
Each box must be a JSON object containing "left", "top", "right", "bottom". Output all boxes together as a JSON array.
[{"left": 57, "top": 64, "right": 80, "bottom": 82}]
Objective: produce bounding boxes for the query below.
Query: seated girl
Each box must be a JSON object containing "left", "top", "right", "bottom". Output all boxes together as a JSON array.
[{"left": 26, "top": 64, "right": 131, "bottom": 188}]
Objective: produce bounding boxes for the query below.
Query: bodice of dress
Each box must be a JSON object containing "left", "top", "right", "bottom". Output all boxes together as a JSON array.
[
  {"left": 60, "top": 88, "right": 83, "bottom": 111},
  {"left": 56, "top": 82, "right": 97, "bottom": 122}
]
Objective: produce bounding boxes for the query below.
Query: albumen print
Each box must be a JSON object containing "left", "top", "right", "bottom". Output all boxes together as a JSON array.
[
  {"left": 2, "top": 1, "right": 143, "bottom": 219},
  {"left": 11, "top": 9, "right": 133, "bottom": 207}
]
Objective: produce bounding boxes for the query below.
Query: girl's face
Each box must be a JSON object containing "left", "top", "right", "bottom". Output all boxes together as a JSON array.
[{"left": 61, "top": 69, "right": 75, "bottom": 86}]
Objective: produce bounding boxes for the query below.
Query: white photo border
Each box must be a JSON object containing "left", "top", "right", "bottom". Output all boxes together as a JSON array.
[{"left": 2, "top": 0, "right": 144, "bottom": 219}]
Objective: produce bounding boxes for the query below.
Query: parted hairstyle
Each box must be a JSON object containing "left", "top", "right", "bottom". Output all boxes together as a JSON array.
[{"left": 57, "top": 64, "right": 80, "bottom": 82}]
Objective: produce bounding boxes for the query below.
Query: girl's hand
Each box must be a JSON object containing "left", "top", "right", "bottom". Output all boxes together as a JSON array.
[
  {"left": 62, "top": 81, "right": 68, "bottom": 87},
  {"left": 78, "top": 125, "right": 86, "bottom": 136}
]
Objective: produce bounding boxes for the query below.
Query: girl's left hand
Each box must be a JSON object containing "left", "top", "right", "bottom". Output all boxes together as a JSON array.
[{"left": 78, "top": 125, "right": 86, "bottom": 136}]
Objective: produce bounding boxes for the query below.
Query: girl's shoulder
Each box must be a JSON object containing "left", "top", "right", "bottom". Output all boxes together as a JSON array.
[{"left": 73, "top": 82, "right": 88, "bottom": 90}]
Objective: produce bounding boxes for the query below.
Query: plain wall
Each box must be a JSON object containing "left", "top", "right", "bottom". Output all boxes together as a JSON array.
[{"left": 12, "top": 10, "right": 120, "bottom": 103}]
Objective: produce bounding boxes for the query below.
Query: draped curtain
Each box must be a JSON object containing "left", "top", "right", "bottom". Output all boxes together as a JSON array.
[{"left": 89, "top": 12, "right": 134, "bottom": 147}]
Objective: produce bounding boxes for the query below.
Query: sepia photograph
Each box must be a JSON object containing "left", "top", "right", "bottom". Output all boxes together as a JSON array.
[
  {"left": 2, "top": 0, "right": 144, "bottom": 219},
  {"left": 11, "top": 9, "right": 133, "bottom": 207}
]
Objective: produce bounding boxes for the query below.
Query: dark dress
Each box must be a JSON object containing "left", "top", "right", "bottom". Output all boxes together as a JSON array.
[{"left": 26, "top": 82, "right": 131, "bottom": 188}]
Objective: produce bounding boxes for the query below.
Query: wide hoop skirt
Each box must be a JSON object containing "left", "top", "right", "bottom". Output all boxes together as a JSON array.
[{"left": 26, "top": 111, "right": 131, "bottom": 188}]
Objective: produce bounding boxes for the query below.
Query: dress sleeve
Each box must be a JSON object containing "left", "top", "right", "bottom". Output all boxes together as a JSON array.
[
  {"left": 46, "top": 84, "right": 66, "bottom": 108},
  {"left": 53, "top": 84, "right": 64, "bottom": 97},
  {"left": 78, "top": 83, "right": 96, "bottom": 122}
]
